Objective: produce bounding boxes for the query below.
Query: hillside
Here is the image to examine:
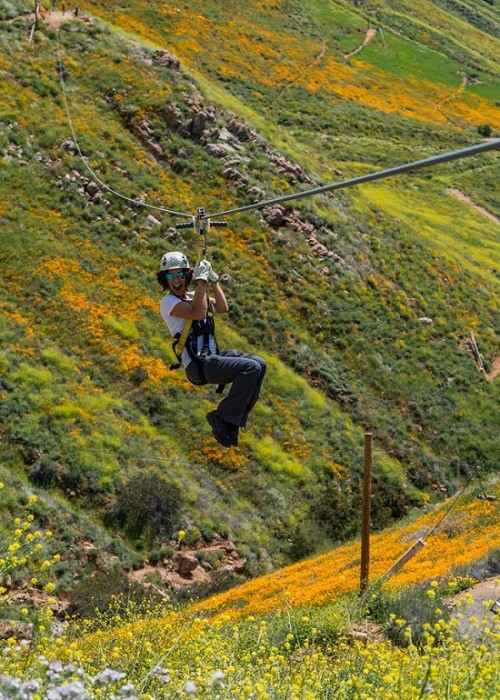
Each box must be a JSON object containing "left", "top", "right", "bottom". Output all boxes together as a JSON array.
[{"left": 0, "top": 0, "right": 499, "bottom": 604}]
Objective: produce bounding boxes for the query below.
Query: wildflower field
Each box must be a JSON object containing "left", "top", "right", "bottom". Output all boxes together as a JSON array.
[{"left": 0, "top": 484, "right": 498, "bottom": 699}]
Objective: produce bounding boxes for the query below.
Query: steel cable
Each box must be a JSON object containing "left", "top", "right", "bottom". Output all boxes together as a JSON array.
[
  {"left": 204, "top": 140, "right": 500, "bottom": 219},
  {"left": 56, "top": 39, "right": 192, "bottom": 218}
]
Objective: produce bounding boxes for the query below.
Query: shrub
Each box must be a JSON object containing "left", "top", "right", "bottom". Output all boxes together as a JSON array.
[
  {"left": 366, "top": 583, "right": 451, "bottom": 647},
  {"left": 477, "top": 124, "right": 493, "bottom": 137},
  {"left": 288, "top": 517, "right": 326, "bottom": 561},
  {"left": 370, "top": 476, "right": 411, "bottom": 530},
  {"left": 182, "top": 525, "right": 202, "bottom": 547},
  {"left": 315, "top": 475, "right": 361, "bottom": 543},
  {"left": 28, "top": 459, "right": 57, "bottom": 489},
  {"left": 107, "top": 474, "right": 183, "bottom": 544},
  {"left": 148, "top": 549, "right": 162, "bottom": 566},
  {"left": 67, "top": 567, "right": 150, "bottom": 618}
]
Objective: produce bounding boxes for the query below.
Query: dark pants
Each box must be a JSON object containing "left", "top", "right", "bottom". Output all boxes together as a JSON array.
[{"left": 186, "top": 350, "right": 266, "bottom": 427}]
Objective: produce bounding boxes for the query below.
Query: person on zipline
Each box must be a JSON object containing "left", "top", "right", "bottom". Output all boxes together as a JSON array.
[{"left": 158, "top": 252, "right": 266, "bottom": 448}]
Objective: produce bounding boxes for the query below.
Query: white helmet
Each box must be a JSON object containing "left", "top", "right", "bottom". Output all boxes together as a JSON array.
[{"left": 159, "top": 251, "right": 190, "bottom": 272}]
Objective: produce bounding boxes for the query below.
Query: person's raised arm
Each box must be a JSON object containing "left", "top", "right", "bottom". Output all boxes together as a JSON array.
[
  {"left": 171, "top": 281, "right": 208, "bottom": 320},
  {"left": 210, "top": 280, "right": 229, "bottom": 314},
  {"left": 171, "top": 261, "right": 211, "bottom": 321},
  {"left": 205, "top": 260, "right": 229, "bottom": 314}
]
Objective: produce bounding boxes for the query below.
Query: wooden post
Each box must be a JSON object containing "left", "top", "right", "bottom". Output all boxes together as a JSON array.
[
  {"left": 360, "top": 432, "right": 372, "bottom": 591},
  {"left": 382, "top": 538, "right": 426, "bottom": 580}
]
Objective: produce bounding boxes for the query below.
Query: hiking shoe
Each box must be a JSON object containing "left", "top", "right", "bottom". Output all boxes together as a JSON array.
[
  {"left": 226, "top": 423, "right": 239, "bottom": 447},
  {"left": 206, "top": 411, "right": 232, "bottom": 448}
]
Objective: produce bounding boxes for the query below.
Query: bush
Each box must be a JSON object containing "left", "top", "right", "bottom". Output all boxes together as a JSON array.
[
  {"left": 366, "top": 584, "right": 451, "bottom": 647},
  {"left": 370, "top": 476, "right": 410, "bottom": 531},
  {"left": 315, "top": 476, "right": 361, "bottom": 543},
  {"left": 107, "top": 474, "right": 183, "bottom": 544},
  {"left": 477, "top": 124, "right": 493, "bottom": 137},
  {"left": 67, "top": 567, "right": 150, "bottom": 618},
  {"left": 288, "top": 517, "right": 326, "bottom": 561},
  {"left": 28, "top": 459, "right": 57, "bottom": 489}
]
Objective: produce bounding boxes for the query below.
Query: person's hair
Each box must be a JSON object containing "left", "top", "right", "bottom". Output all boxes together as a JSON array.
[{"left": 157, "top": 269, "right": 192, "bottom": 290}]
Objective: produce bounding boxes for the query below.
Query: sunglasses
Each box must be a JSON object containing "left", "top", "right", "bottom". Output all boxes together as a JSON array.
[{"left": 165, "top": 270, "right": 188, "bottom": 281}]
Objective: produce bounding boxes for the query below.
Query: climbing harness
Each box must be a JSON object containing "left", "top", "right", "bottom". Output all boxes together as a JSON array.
[
  {"left": 177, "top": 313, "right": 222, "bottom": 387},
  {"left": 169, "top": 208, "right": 227, "bottom": 394}
]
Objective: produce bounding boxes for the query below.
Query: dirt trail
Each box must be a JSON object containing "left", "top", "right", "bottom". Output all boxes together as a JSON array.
[
  {"left": 344, "top": 28, "right": 376, "bottom": 60},
  {"left": 42, "top": 10, "right": 77, "bottom": 30},
  {"left": 7, "top": 9, "right": 92, "bottom": 30},
  {"left": 449, "top": 578, "right": 499, "bottom": 640},
  {"left": 276, "top": 38, "right": 328, "bottom": 98},
  {"left": 446, "top": 188, "right": 500, "bottom": 226},
  {"left": 437, "top": 73, "right": 469, "bottom": 111},
  {"left": 486, "top": 356, "right": 500, "bottom": 382}
]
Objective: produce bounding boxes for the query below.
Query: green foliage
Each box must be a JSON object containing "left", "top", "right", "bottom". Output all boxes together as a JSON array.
[
  {"left": 67, "top": 567, "right": 151, "bottom": 618},
  {"left": 103, "top": 315, "right": 140, "bottom": 340},
  {"left": 366, "top": 582, "right": 451, "bottom": 647},
  {"left": 477, "top": 123, "right": 493, "bottom": 137},
  {"left": 107, "top": 474, "right": 184, "bottom": 544}
]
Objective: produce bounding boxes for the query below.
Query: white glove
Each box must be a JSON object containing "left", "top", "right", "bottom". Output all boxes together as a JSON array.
[
  {"left": 201, "top": 259, "right": 220, "bottom": 284},
  {"left": 193, "top": 260, "right": 210, "bottom": 282}
]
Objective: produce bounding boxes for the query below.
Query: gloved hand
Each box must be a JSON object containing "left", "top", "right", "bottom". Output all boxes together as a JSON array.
[
  {"left": 192, "top": 260, "right": 211, "bottom": 283},
  {"left": 201, "top": 259, "right": 220, "bottom": 284}
]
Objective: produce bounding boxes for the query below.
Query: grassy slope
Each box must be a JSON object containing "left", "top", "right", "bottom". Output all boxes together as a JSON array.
[{"left": 0, "top": 0, "right": 499, "bottom": 590}]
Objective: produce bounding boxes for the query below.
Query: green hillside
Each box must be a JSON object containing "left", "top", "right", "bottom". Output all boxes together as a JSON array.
[{"left": 0, "top": 0, "right": 498, "bottom": 600}]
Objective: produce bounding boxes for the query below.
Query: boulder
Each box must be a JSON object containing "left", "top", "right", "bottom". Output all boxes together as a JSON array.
[
  {"left": 61, "top": 139, "right": 77, "bottom": 155},
  {"left": 207, "top": 143, "right": 237, "bottom": 158},
  {"left": 262, "top": 205, "right": 285, "bottom": 228},
  {"left": 232, "top": 557, "right": 247, "bottom": 573},
  {"left": 162, "top": 227, "right": 181, "bottom": 242},
  {"left": 175, "top": 552, "right": 198, "bottom": 577},
  {"left": 146, "top": 214, "right": 161, "bottom": 228},
  {"left": 85, "top": 181, "right": 100, "bottom": 197},
  {"left": 220, "top": 564, "right": 235, "bottom": 576},
  {"left": 186, "top": 110, "right": 215, "bottom": 140},
  {"left": 147, "top": 140, "right": 165, "bottom": 158},
  {"left": 227, "top": 118, "right": 257, "bottom": 142},
  {"left": 221, "top": 168, "right": 249, "bottom": 189},
  {"left": 0, "top": 620, "right": 34, "bottom": 641},
  {"left": 153, "top": 50, "right": 180, "bottom": 70},
  {"left": 164, "top": 105, "right": 183, "bottom": 131},
  {"left": 248, "top": 186, "right": 265, "bottom": 199}
]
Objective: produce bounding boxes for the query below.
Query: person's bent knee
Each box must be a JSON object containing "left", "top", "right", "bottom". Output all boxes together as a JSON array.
[
  {"left": 255, "top": 357, "right": 266, "bottom": 377},
  {"left": 244, "top": 360, "right": 263, "bottom": 375}
]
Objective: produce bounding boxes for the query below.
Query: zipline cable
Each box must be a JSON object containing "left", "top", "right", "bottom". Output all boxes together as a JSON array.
[
  {"left": 204, "top": 140, "right": 500, "bottom": 219},
  {"left": 426, "top": 476, "right": 472, "bottom": 539},
  {"left": 55, "top": 24, "right": 499, "bottom": 228},
  {"left": 56, "top": 50, "right": 192, "bottom": 219}
]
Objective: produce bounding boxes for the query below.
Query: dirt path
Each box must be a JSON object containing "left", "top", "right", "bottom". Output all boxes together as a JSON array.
[
  {"left": 446, "top": 188, "right": 500, "bottom": 226},
  {"left": 486, "top": 356, "right": 500, "bottom": 382},
  {"left": 42, "top": 10, "right": 77, "bottom": 30},
  {"left": 449, "top": 578, "right": 499, "bottom": 640},
  {"left": 7, "top": 9, "right": 92, "bottom": 30},
  {"left": 437, "top": 73, "right": 469, "bottom": 111},
  {"left": 276, "top": 38, "right": 328, "bottom": 98},
  {"left": 344, "top": 28, "right": 376, "bottom": 60}
]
